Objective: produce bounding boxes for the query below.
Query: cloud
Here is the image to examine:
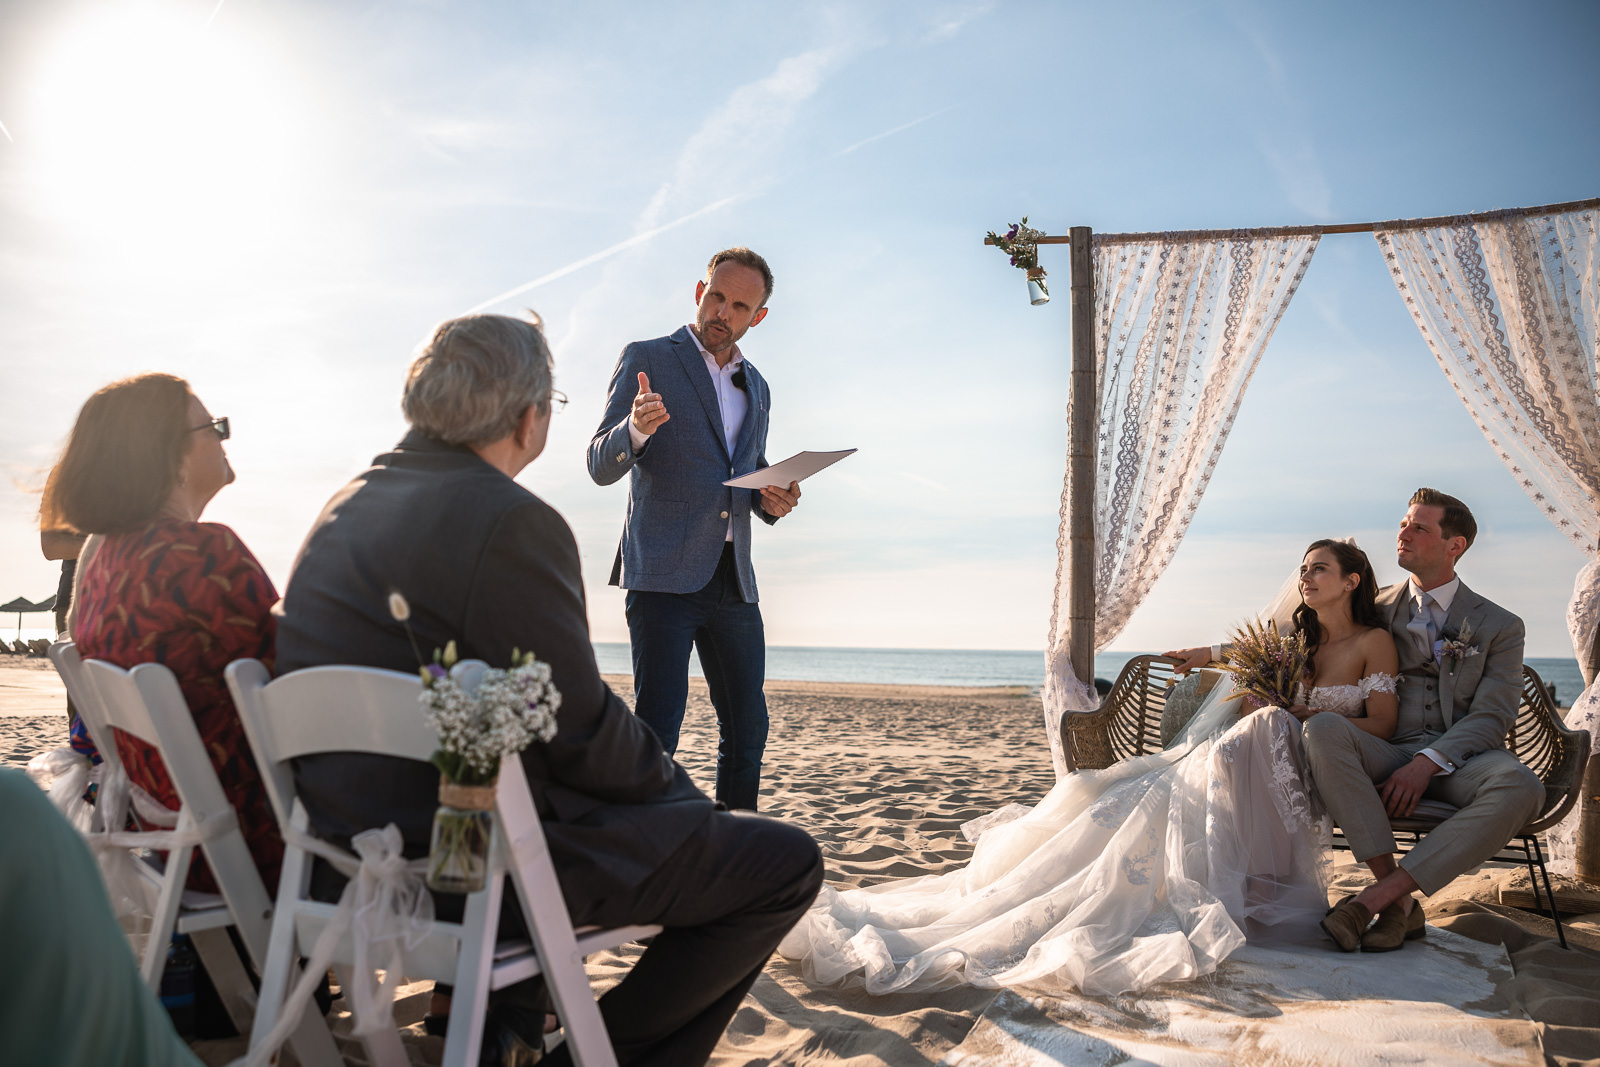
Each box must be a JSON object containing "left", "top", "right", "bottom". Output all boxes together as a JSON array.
[
  {"left": 638, "top": 42, "right": 853, "bottom": 229},
  {"left": 833, "top": 105, "right": 958, "bottom": 158},
  {"left": 922, "top": 2, "right": 995, "bottom": 42}
]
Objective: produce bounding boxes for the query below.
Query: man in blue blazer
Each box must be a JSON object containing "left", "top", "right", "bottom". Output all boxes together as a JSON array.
[{"left": 589, "top": 248, "right": 800, "bottom": 810}]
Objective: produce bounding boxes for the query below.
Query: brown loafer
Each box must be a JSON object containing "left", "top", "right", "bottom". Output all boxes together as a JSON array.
[
  {"left": 1361, "top": 898, "right": 1425, "bottom": 952},
  {"left": 1320, "top": 894, "right": 1373, "bottom": 952}
]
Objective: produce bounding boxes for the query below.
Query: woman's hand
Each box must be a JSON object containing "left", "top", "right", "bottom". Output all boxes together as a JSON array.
[{"left": 1284, "top": 703, "right": 1315, "bottom": 722}]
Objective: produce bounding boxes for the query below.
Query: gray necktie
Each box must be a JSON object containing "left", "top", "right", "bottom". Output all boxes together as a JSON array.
[{"left": 1407, "top": 592, "right": 1437, "bottom": 656}]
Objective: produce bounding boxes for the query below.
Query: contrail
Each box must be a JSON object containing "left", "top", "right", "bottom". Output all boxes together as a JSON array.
[
  {"left": 0, "top": 119, "right": 12, "bottom": 143},
  {"left": 204, "top": 0, "right": 228, "bottom": 28},
  {"left": 832, "top": 105, "right": 956, "bottom": 157},
  {"left": 463, "top": 195, "right": 738, "bottom": 315}
]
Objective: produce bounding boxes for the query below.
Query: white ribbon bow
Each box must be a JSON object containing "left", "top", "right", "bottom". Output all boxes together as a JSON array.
[{"left": 232, "top": 823, "right": 433, "bottom": 1067}]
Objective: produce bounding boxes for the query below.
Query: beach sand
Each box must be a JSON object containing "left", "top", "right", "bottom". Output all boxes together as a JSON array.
[{"left": 5, "top": 658, "right": 1598, "bottom": 1065}]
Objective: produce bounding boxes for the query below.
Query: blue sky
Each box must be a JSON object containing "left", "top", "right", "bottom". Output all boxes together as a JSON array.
[{"left": 1, "top": 0, "right": 1596, "bottom": 656}]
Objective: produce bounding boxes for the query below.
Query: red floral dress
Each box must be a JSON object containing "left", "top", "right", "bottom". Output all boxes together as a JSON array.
[{"left": 73, "top": 519, "right": 283, "bottom": 893}]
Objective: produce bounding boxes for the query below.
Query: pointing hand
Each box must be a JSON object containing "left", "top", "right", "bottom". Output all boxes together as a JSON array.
[{"left": 631, "top": 371, "right": 670, "bottom": 436}]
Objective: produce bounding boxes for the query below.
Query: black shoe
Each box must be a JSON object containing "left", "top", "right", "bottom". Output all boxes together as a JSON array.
[{"left": 480, "top": 1003, "right": 545, "bottom": 1067}]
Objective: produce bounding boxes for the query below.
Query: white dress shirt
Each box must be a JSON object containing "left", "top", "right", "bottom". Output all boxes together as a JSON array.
[
  {"left": 629, "top": 326, "right": 748, "bottom": 540},
  {"left": 1410, "top": 575, "right": 1462, "bottom": 775}
]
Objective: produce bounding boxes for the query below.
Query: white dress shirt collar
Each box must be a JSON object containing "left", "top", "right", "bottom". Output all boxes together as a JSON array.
[{"left": 1408, "top": 575, "right": 1460, "bottom": 614}]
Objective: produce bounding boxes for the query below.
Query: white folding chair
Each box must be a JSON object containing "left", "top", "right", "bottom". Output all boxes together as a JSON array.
[
  {"left": 48, "top": 641, "right": 342, "bottom": 1067},
  {"left": 226, "top": 657, "right": 661, "bottom": 1067}
]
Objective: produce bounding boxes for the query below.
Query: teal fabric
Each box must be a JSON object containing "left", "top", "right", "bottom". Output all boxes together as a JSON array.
[{"left": 0, "top": 767, "right": 202, "bottom": 1067}]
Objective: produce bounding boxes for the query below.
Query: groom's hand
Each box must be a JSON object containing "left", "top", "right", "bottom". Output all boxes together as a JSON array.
[
  {"left": 1163, "top": 646, "right": 1212, "bottom": 675},
  {"left": 1379, "top": 755, "right": 1440, "bottom": 818}
]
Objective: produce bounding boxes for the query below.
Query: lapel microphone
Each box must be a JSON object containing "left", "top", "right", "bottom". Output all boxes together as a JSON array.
[{"left": 731, "top": 366, "right": 747, "bottom": 391}]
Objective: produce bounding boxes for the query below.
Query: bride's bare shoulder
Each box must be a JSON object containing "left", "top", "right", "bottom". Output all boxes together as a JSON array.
[{"left": 1357, "top": 626, "right": 1400, "bottom": 671}]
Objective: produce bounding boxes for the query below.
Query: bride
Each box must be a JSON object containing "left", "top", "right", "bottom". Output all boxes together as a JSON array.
[{"left": 779, "top": 539, "right": 1400, "bottom": 995}]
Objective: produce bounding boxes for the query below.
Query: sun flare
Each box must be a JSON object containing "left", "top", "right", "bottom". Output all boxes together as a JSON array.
[{"left": 25, "top": 5, "right": 303, "bottom": 277}]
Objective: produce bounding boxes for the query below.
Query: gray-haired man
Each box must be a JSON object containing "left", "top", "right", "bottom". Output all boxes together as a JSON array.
[{"left": 277, "top": 313, "right": 821, "bottom": 1066}]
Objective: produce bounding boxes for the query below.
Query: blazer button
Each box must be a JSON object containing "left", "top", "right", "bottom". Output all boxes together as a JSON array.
[{"left": 720, "top": 511, "right": 729, "bottom": 519}]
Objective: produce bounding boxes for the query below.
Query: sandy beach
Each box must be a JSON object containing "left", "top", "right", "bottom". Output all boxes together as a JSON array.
[{"left": 5, "top": 656, "right": 1598, "bottom": 1065}]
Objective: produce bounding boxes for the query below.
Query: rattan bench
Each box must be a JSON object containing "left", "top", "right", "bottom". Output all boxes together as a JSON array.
[{"left": 1060, "top": 654, "right": 1591, "bottom": 946}]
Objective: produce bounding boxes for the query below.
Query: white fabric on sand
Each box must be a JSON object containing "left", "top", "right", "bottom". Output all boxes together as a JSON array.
[{"left": 781, "top": 676, "right": 1396, "bottom": 996}]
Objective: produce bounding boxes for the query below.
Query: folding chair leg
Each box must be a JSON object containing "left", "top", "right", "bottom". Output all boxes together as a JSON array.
[
  {"left": 1526, "top": 837, "right": 1569, "bottom": 950},
  {"left": 338, "top": 963, "right": 409, "bottom": 1067},
  {"left": 441, "top": 874, "right": 500, "bottom": 1067},
  {"left": 140, "top": 840, "right": 194, "bottom": 988},
  {"left": 189, "top": 927, "right": 257, "bottom": 1037}
]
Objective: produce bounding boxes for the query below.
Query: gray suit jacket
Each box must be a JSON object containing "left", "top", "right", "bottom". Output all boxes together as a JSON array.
[
  {"left": 1378, "top": 578, "right": 1525, "bottom": 767},
  {"left": 587, "top": 327, "right": 775, "bottom": 599},
  {"left": 275, "top": 431, "right": 716, "bottom": 904}
]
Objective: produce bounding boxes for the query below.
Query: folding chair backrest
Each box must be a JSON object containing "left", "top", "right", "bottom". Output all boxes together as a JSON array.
[{"left": 226, "top": 658, "right": 439, "bottom": 832}]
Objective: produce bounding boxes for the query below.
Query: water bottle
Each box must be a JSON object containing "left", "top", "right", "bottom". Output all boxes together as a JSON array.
[{"left": 159, "top": 934, "right": 199, "bottom": 1037}]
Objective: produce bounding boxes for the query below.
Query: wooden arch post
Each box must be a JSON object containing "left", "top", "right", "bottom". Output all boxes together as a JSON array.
[{"left": 1067, "top": 226, "right": 1096, "bottom": 688}]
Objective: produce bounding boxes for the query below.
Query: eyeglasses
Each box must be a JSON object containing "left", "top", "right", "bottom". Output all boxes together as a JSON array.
[
  {"left": 190, "top": 416, "right": 230, "bottom": 441},
  {"left": 548, "top": 390, "right": 568, "bottom": 413}
]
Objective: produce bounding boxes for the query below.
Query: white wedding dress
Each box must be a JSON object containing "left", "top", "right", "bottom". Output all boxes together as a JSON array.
[{"left": 780, "top": 673, "right": 1398, "bottom": 996}]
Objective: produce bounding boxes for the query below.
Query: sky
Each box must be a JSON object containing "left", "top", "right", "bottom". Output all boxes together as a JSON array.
[{"left": 0, "top": 0, "right": 1596, "bottom": 657}]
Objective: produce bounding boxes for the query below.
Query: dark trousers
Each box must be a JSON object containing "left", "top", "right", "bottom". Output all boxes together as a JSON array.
[
  {"left": 626, "top": 545, "right": 769, "bottom": 810},
  {"left": 315, "top": 812, "right": 823, "bottom": 1067},
  {"left": 550, "top": 810, "right": 822, "bottom": 1067}
]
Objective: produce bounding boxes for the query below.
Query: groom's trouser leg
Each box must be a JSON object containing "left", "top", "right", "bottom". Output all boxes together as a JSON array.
[
  {"left": 1301, "top": 713, "right": 1411, "bottom": 862},
  {"left": 1400, "top": 751, "right": 1543, "bottom": 895},
  {"left": 560, "top": 810, "right": 823, "bottom": 1067}
]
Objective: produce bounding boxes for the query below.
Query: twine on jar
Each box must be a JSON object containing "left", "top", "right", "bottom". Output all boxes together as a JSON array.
[{"left": 438, "top": 779, "right": 498, "bottom": 811}]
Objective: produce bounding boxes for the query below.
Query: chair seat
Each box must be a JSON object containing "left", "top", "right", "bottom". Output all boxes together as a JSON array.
[{"left": 174, "top": 903, "right": 235, "bottom": 935}]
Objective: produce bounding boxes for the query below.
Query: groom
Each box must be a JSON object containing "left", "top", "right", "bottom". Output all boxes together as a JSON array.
[
  {"left": 1172, "top": 488, "right": 1543, "bottom": 951},
  {"left": 1308, "top": 489, "right": 1542, "bottom": 950}
]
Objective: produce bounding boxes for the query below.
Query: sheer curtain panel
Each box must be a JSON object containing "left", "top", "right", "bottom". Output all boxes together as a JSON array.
[
  {"left": 1375, "top": 207, "right": 1599, "bottom": 872},
  {"left": 1042, "top": 232, "right": 1319, "bottom": 777}
]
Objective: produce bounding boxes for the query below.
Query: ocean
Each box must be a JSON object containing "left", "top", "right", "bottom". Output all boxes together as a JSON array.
[
  {"left": 592, "top": 643, "right": 1593, "bottom": 708},
  {"left": 10, "top": 624, "right": 1587, "bottom": 707}
]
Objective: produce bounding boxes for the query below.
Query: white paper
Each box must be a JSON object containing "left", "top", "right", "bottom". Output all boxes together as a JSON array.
[{"left": 722, "top": 449, "right": 857, "bottom": 489}]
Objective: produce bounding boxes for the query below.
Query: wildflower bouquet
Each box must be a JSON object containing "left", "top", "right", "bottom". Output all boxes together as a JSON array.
[
  {"left": 388, "top": 592, "right": 561, "bottom": 891},
  {"left": 986, "top": 216, "right": 1049, "bottom": 296},
  {"left": 1218, "top": 620, "right": 1310, "bottom": 709}
]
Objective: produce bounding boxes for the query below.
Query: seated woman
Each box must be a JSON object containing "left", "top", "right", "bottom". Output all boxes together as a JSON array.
[
  {"left": 781, "top": 539, "right": 1400, "bottom": 995},
  {"left": 43, "top": 373, "right": 281, "bottom": 893}
]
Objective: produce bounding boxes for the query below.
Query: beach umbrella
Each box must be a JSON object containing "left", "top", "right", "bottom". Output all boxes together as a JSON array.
[{"left": 0, "top": 595, "right": 54, "bottom": 638}]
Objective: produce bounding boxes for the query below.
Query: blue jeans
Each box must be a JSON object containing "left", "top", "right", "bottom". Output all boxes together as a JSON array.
[{"left": 626, "top": 545, "right": 768, "bottom": 810}]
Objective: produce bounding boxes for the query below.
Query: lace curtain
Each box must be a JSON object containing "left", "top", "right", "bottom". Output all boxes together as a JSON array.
[
  {"left": 1375, "top": 207, "right": 1599, "bottom": 872},
  {"left": 1042, "top": 232, "right": 1320, "bottom": 777}
]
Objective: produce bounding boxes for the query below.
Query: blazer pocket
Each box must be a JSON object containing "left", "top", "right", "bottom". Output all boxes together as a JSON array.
[{"left": 627, "top": 498, "right": 687, "bottom": 574}]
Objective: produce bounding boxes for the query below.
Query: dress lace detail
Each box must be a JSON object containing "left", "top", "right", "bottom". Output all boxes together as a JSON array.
[
  {"left": 781, "top": 683, "right": 1330, "bottom": 997},
  {"left": 1301, "top": 672, "right": 1397, "bottom": 717}
]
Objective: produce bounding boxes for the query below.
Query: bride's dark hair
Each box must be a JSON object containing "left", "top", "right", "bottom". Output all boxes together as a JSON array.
[{"left": 1292, "top": 539, "right": 1383, "bottom": 683}]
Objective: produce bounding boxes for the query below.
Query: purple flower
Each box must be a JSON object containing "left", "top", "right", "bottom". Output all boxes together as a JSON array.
[
  {"left": 1009, "top": 255, "right": 1018, "bottom": 266},
  {"left": 425, "top": 663, "right": 447, "bottom": 680},
  {"left": 1005, "top": 225, "right": 1018, "bottom": 241}
]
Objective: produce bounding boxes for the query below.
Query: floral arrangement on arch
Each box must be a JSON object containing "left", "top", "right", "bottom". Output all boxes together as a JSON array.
[{"left": 986, "top": 216, "right": 1048, "bottom": 295}]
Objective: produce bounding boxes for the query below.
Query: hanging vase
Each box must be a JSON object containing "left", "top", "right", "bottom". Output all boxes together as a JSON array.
[
  {"left": 426, "top": 778, "right": 496, "bottom": 893},
  {"left": 1026, "top": 268, "right": 1050, "bottom": 306}
]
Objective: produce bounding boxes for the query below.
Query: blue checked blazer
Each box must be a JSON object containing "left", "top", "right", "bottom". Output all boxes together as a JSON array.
[{"left": 588, "top": 327, "right": 777, "bottom": 599}]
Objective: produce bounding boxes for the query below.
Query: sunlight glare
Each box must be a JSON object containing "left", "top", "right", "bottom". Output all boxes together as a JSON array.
[{"left": 26, "top": 5, "right": 302, "bottom": 276}]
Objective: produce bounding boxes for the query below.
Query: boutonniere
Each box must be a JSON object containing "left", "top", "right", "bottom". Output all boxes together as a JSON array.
[{"left": 1436, "top": 622, "right": 1481, "bottom": 672}]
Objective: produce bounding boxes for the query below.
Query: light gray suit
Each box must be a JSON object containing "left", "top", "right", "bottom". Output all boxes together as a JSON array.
[{"left": 1301, "top": 579, "right": 1544, "bottom": 894}]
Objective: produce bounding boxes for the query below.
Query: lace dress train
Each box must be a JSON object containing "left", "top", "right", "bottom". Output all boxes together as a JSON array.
[{"left": 780, "top": 674, "right": 1396, "bottom": 996}]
